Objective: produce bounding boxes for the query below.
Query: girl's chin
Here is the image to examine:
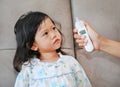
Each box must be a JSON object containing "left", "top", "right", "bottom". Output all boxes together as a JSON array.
[
  {"left": 54, "top": 44, "right": 61, "bottom": 50},
  {"left": 54, "top": 42, "right": 61, "bottom": 48}
]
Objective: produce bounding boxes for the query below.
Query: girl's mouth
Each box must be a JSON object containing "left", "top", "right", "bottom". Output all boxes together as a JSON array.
[{"left": 53, "top": 39, "right": 61, "bottom": 44}]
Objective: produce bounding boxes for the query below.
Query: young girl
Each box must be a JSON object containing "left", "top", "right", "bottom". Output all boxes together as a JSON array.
[{"left": 14, "top": 11, "right": 92, "bottom": 87}]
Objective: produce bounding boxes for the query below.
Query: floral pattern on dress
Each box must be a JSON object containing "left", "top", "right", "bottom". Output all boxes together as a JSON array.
[{"left": 14, "top": 53, "right": 92, "bottom": 87}]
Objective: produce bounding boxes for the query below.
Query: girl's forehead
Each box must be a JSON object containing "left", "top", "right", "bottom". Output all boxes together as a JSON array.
[{"left": 39, "top": 18, "right": 54, "bottom": 30}]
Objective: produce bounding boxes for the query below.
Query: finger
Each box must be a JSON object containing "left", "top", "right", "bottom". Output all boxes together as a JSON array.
[
  {"left": 76, "top": 39, "right": 84, "bottom": 44},
  {"left": 81, "top": 35, "right": 86, "bottom": 39},
  {"left": 73, "top": 28, "right": 78, "bottom": 33},
  {"left": 78, "top": 43, "right": 84, "bottom": 48},
  {"left": 74, "top": 34, "right": 82, "bottom": 39}
]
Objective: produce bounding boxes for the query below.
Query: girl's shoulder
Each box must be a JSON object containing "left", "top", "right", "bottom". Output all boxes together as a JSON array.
[
  {"left": 59, "top": 53, "right": 82, "bottom": 72},
  {"left": 59, "top": 53, "right": 81, "bottom": 67},
  {"left": 59, "top": 53, "right": 77, "bottom": 62},
  {"left": 21, "top": 58, "right": 40, "bottom": 71}
]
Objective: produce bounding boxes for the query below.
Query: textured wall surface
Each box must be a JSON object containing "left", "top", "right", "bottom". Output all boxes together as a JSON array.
[{"left": 71, "top": 0, "right": 120, "bottom": 87}]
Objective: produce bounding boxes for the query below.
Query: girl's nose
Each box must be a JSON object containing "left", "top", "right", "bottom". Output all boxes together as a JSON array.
[{"left": 50, "top": 30, "right": 56, "bottom": 39}]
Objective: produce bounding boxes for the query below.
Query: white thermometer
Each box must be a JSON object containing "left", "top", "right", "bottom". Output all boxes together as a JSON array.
[{"left": 75, "top": 18, "right": 94, "bottom": 52}]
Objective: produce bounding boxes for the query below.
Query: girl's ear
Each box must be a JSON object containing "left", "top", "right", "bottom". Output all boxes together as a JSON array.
[{"left": 31, "top": 42, "right": 38, "bottom": 51}]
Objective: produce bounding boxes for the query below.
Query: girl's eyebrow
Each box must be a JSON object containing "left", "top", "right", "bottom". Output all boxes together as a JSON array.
[
  {"left": 36, "top": 26, "right": 45, "bottom": 35},
  {"left": 37, "top": 28, "right": 46, "bottom": 35},
  {"left": 40, "top": 25, "right": 55, "bottom": 32},
  {"left": 40, "top": 29, "right": 47, "bottom": 34}
]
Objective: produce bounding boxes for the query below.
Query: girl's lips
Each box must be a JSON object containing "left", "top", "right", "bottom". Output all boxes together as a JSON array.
[{"left": 53, "top": 39, "right": 61, "bottom": 44}]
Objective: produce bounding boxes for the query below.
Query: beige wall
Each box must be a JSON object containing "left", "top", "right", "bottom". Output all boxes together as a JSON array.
[{"left": 71, "top": 0, "right": 120, "bottom": 87}]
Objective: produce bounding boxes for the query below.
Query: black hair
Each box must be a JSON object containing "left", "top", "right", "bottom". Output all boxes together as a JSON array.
[{"left": 13, "top": 11, "right": 64, "bottom": 72}]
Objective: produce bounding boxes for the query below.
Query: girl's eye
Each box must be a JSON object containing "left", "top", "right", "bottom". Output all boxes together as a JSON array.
[
  {"left": 53, "top": 27, "right": 56, "bottom": 30},
  {"left": 43, "top": 32, "right": 48, "bottom": 36}
]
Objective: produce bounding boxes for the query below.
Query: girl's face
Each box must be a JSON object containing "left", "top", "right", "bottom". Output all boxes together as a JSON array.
[{"left": 32, "top": 18, "right": 62, "bottom": 53}]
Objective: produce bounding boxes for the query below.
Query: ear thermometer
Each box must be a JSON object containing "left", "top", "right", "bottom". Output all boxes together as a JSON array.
[{"left": 75, "top": 18, "right": 94, "bottom": 52}]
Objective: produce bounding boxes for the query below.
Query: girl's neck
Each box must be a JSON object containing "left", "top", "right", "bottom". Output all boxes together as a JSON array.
[{"left": 40, "top": 51, "right": 59, "bottom": 62}]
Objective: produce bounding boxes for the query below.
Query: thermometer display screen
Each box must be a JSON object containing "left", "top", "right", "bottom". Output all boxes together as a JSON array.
[{"left": 79, "top": 30, "right": 86, "bottom": 35}]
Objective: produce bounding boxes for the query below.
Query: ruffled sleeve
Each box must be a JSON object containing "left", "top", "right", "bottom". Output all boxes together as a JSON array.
[{"left": 14, "top": 66, "right": 30, "bottom": 87}]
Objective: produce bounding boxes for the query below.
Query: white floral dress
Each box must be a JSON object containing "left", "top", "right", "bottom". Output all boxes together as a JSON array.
[{"left": 14, "top": 53, "right": 92, "bottom": 87}]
